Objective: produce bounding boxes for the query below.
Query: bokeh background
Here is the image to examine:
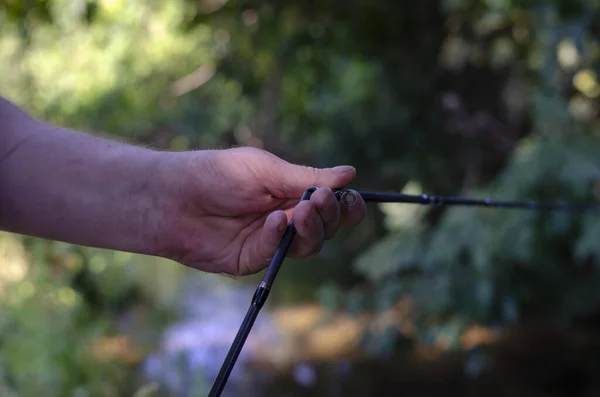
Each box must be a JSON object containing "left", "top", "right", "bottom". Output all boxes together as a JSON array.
[{"left": 3, "top": 0, "right": 600, "bottom": 396}]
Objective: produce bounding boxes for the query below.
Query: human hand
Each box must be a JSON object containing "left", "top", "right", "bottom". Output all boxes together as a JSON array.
[{"left": 151, "top": 147, "right": 366, "bottom": 276}]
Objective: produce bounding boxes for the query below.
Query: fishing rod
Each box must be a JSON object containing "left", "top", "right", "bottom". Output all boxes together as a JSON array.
[{"left": 207, "top": 187, "right": 599, "bottom": 397}]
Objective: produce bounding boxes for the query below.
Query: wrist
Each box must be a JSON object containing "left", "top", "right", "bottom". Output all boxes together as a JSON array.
[
  {"left": 143, "top": 149, "right": 215, "bottom": 260},
  {"left": 79, "top": 144, "right": 170, "bottom": 256}
]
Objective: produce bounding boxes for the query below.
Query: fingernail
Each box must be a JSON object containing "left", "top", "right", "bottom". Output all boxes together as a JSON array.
[{"left": 333, "top": 165, "right": 355, "bottom": 174}]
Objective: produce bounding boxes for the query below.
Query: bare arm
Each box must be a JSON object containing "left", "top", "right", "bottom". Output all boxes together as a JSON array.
[
  {"left": 0, "top": 96, "right": 167, "bottom": 255},
  {"left": 0, "top": 96, "right": 365, "bottom": 275}
]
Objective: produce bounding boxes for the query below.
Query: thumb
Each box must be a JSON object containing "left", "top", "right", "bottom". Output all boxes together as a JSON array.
[{"left": 278, "top": 163, "right": 357, "bottom": 196}]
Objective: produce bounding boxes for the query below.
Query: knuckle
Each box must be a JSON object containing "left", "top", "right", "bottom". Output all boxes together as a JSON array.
[
  {"left": 298, "top": 213, "right": 313, "bottom": 231},
  {"left": 304, "top": 165, "right": 321, "bottom": 180},
  {"left": 301, "top": 205, "right": 319, "bottom": 228},
  {"left": 316, "top": 193, "right": 339, "bottom": 218}
]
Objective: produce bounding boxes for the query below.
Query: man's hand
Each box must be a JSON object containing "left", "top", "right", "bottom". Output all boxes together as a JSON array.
[
  {"left": 0, "top": 96, "right": 366, "bottom": 276},
  {"left": 152, "top": 147, "right": 366, "bottom": 275}
]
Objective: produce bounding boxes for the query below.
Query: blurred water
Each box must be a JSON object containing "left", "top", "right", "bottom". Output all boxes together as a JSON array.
[{"left": 143, "top": 274, "right": 284, "bottom": 397}]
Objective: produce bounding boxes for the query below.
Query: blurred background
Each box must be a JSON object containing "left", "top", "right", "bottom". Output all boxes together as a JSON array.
[{"left": 3, "top": 0, "right": 600, "bottom": 396}]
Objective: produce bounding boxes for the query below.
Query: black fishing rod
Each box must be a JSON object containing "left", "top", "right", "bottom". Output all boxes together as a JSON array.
[
  {"left": 335, "top": 190, "right": 597, "bottom": 211},
  {"left": 207, "top": 187, "right": 599, "bottom": 397}
]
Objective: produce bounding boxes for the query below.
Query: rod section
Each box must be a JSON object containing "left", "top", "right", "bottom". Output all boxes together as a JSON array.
[
  {"left": 207, "top": 187, "right": 317, "bottom": 397},
  {"left": 209, "top": 186, "right": 597, "bottom": 397},
  {"left": 346, "top": 190, "right": 598, "bottom": 212}
]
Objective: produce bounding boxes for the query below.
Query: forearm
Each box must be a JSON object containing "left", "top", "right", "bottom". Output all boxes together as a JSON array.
[{"left": 0, "top": 97, "right": 169, "bottom": 255}]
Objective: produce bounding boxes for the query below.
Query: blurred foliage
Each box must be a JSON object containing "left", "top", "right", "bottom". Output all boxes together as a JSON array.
[
  {"left": 0, "top": 231, "right": 187, "bottom": 396},
  {"left": 5, "top": 0, "right": 600, "bottom": 395},
  {"left": 347, "top": 0, "right": 600, "bottom": 352}
]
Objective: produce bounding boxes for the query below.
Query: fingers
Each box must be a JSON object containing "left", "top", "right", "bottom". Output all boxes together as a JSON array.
[
  {"left": 260, "top": 210, "right": 289, "bottom": 254},
  {"left": 277, "top": 162, "right": 357, "bottom": 197},
  {"left": 312, "top": 187, "right": 340, "bottom": 239},
  {"left": 242, "top": 210, "right": 288, "bottom": 274},
  {"left": 245, "top": 188, "right": 367, "bottom": 274},
  {"left": 288, "top": 187, "right": 366, "bottom": 258},
  {"left": 289, "top": 200, "right": 325, "bottom": 258}
]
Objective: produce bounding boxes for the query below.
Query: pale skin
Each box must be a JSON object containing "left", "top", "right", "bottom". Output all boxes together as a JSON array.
[{"left": 0, "top": 96, "right": 366, "bottom": 276}]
